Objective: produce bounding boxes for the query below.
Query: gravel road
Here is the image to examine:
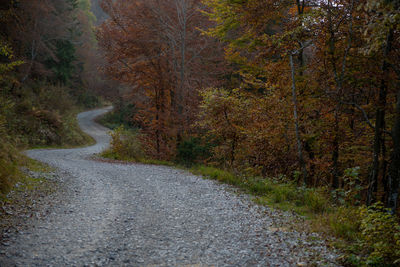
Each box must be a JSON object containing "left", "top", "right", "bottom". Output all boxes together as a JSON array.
[{"left": 0, "top": 107, "right": 339, "bottom": 266}]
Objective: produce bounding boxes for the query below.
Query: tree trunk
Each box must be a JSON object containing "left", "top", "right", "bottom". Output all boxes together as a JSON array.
[
  {"left": 332, "top": 108, "right": 340, "bottom": 189},
  {"left": 367, "top": 106, "right": 385, "bottom": 205},
  {"left": 21, "top": 39, "right": 37, "bottom": 83},
  {"left": 367, "top": 29, "right": 393, "bottom": 206},
  {"left": 230, "top": 134, "right": 236, "bottom": 167},
  {"left": 290, "top": 54, "right": 307, "bottom": 185},
  {"left": 387, "top": 88, "right": 400, "bottom": 214}
]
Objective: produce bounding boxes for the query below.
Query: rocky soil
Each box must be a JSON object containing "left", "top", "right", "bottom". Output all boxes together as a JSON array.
[{"left": 0, "top": 107, "right": 340, "bottom": 266}]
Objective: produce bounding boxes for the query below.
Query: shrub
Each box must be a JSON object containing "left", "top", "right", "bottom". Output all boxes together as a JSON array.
[
  {"left": 332, "top": 167, "right": 363, "bottom": 206},
  {"left": 97, "top": 102, "right": 136, "bottom": 130},
  {"left": 303, "top": 188, "right": 328, "bottom": 213},
  {"left": 271, "top": 184, "right": 298, "bottom": 204},
  {"left": 109, "top": 126, "right": 143, "bottom": 160},
  {"left": 0, "top": 157, "right": 18, "bottom": 195},
  {"left": 176, "top": 137, "right": 212, "bottom": 166},
  {"left": 358, "top": 203, "right": 400, "bottom": 265},
  {"left": 248, "top": 179, "right": 273, "bottom": 195},
  {"left": 0, "top": 125, "right": 20, "bottom": 195},
  {"left": 326, "top": 206, "right": 361, "bottom": 241},
  {"left": 0, "top": 99, "right": 20, "bottom": 194}
]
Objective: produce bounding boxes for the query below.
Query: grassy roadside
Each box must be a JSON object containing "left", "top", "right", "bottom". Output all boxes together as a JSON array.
[
  {"left": 100, "top": 150, "right": 400, "bottom": 266},
  {"left": 1, "top": 106, "right": 102, "bottom": 240},
  {"left": 0, "top": 157, "right": 55, "bottom": 202},
  {"left": 100, "top": 149, "right": 354, "bottom": 241},
  {"left": 96, "top": 112, "right": 400, "bottom": 266},
  {"left": 1, "top": 106, "right": 98, "bottom": 202},
  {"left": 28, "top": 109, "right": 96, "bottom": 150},
  {"left": 100, "top": 150, "right": 400, "bottom": 265},
  {"left": 0, "top": 157, "right": 60, "bottom": 242}
]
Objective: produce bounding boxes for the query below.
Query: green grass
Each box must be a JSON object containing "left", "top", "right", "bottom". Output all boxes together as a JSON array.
[
  {"left": 101, "top": 147, "right": 400, "bottom": 265},
  {"left": 100, "top": 149, "right": 174, "bottom": 167},
  {"left": 100, "top": 144, "right": 360, "bottom": 244},
  {"left": 97, "top": 120, "right": 388, "bottom": 265},
  {"left": 0, "top": 156, "right": 55, "bottom": 201},
  {"left": 1, "top": 108, "right": 96, "bottom": 197},
  {"left": 22, "top": 156, "right": 55, "bottom": 173},
  {"left": 190, "top": 166, "right": 241, "bottom": 185},
  {"left": 190, "top": 165, "right": 330, "bottom": 216}
]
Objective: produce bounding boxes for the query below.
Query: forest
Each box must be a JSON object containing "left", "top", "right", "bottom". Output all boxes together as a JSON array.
[
  {"left": 0, "top": 0, "right": 116, "bottom": 192},
  {"left": 1, "top": 0, "right": 400, "bottom": 265},
  {"left": 97, "top": 0, "right": 400, "bottom": 265}
]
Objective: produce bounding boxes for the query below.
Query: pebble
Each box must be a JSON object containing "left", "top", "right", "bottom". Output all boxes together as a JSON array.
[{"left": 0, "top": 108, "right": 340, "bottom": 266}]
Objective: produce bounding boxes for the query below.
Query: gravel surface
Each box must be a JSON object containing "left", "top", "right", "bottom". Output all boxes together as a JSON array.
[{"left": 0, "top": 107, "right": 340, "bottom": 266}]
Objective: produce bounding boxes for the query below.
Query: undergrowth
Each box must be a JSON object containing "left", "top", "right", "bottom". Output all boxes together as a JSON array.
[
  {"left": 189, "top": 166, "right": 400, "bottom": 266},
  {"left": 101, "top": 148, "right": 400, "bottom": 266},
  {"left": 0, "top": 82, "right": 101, "bottom": 195},
  {"left": 95, "top": 102, "right": 136, "bottom": 130},
  {"left": 99, "top": 113, "right": 400, "bottom": 266}
]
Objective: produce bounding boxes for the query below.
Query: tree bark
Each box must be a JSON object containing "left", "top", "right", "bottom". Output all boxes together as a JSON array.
[
  {"left": 290, "top": 54, "right": 307, "bottom": 185},
  {"left": 387, "top": 88, "right": 400, "bottom": 214},
  {"left": 326, "top": 0, "right": 355, "bottom": 189},
  {"left": 332, "top": 108, "right": 340, "bottom": 189},
  {"left": 367, "top": 29, "right": 393, "bottom": 206}
]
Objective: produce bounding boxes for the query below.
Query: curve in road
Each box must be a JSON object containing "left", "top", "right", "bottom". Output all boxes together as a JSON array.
[{"left": 0, "top": 107, "right": 338, "bottom": 266}]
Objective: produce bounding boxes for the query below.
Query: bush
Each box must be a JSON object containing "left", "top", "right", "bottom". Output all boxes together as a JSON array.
[
  {"left": 74, "top": 88, "right": 101, "bottom": 109},
  {"left": 0, "top": 157, "right": 18, "bottom": 195},
  {"left": 97, "top": 102, "right": 136, "bottom": 130},
  {"left": 176, "top": 137, "right": 212, "bottom": 166},
  {"left": 271, "top": 184, "right": 298, "bottom": 203},
  {"left": 358, "top": 203, "right": 400, "bottom": 265},
  {"left": 0, "top": 98, "right": 20, "bottom": 194},
  {"left": 303, "top": 188, "right": 328, "bottom": 213},
  {"left": 326, "top": 206, "right": 361, "bottom": 241},
  {"left": 2, "top": 83, "right": 95, "bottom": 147},
  {"left": 109, "top": 126, "right": 143, "bottom": 160},
  {"left": 248, "top": 179, "right": 273, "bottom": 195}
]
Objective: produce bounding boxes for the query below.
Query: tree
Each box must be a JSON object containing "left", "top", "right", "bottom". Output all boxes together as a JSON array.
[{"left": 98, "top": 0, "right": 224, "bottom": 158}]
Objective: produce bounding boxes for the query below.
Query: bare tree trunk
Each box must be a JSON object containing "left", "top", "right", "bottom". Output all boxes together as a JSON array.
[
  {"left": 387, "top": 88, "right": 400, "bottom": 213},
  {"left": 230, "top": 134, "right": 236, "bottom": 167},
  {"left": 290, "top": 54, "right": 307, "bottom": 185},
  {"left": 367, "top": 29, "right": 393, "bottom": 206},
  {"left": 326, "top": 0, "right": 355, "bottom": 189},
  {"left": 332, "top": 108, "right": 340, "bottom": 189},
  {"left": 367, "top": 104, "right": 385, "bottom": 205},
  {"left": 175, "top": 0, "right": 189, "bottom": 144},
  {"left": 21, "top": 18, "right": 38, "bottom": 83},
  {"left": 381, "top": 123, "right": 388, "bottom": 203},
  {"left": 21, "top": 40, "right": 36, "bottom": 83}
]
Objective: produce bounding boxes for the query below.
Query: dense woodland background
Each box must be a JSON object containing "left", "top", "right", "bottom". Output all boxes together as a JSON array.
[
  {"left": 1, "top": 0, "right": 400, "bottom": 265},
  {"left": 97, "top": 0, "right": 400, "bottom": 213},
  {"left": 0, "top": 0, "right": 117, "bottom": 192}
]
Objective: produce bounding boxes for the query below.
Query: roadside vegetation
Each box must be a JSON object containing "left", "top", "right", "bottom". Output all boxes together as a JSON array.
[
  {"left": 99, "top": 106, "right": 400, "bottom": 266},
  {"left": 96, "top": 0, "right": 400, "bottom": 265},
  {"left": 0, "top": 83, "right": 100, "bottom": 197},
  {"left": 2, "top": 0, "right": 400, "bottom": 265},
  {"left": 0, "top": 0, "right": 114, "bottom": 198}
]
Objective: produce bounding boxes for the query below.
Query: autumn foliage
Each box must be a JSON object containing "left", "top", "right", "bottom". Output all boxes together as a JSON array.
[
  {"left": 98, "top": 0, "right": 225, "bottom": 159},
  {"left": 98, "top": 0, "right": 400, "bottom": 214},
  {"left": 0, "top": 0, "right": 111, "bottom": 193}
]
